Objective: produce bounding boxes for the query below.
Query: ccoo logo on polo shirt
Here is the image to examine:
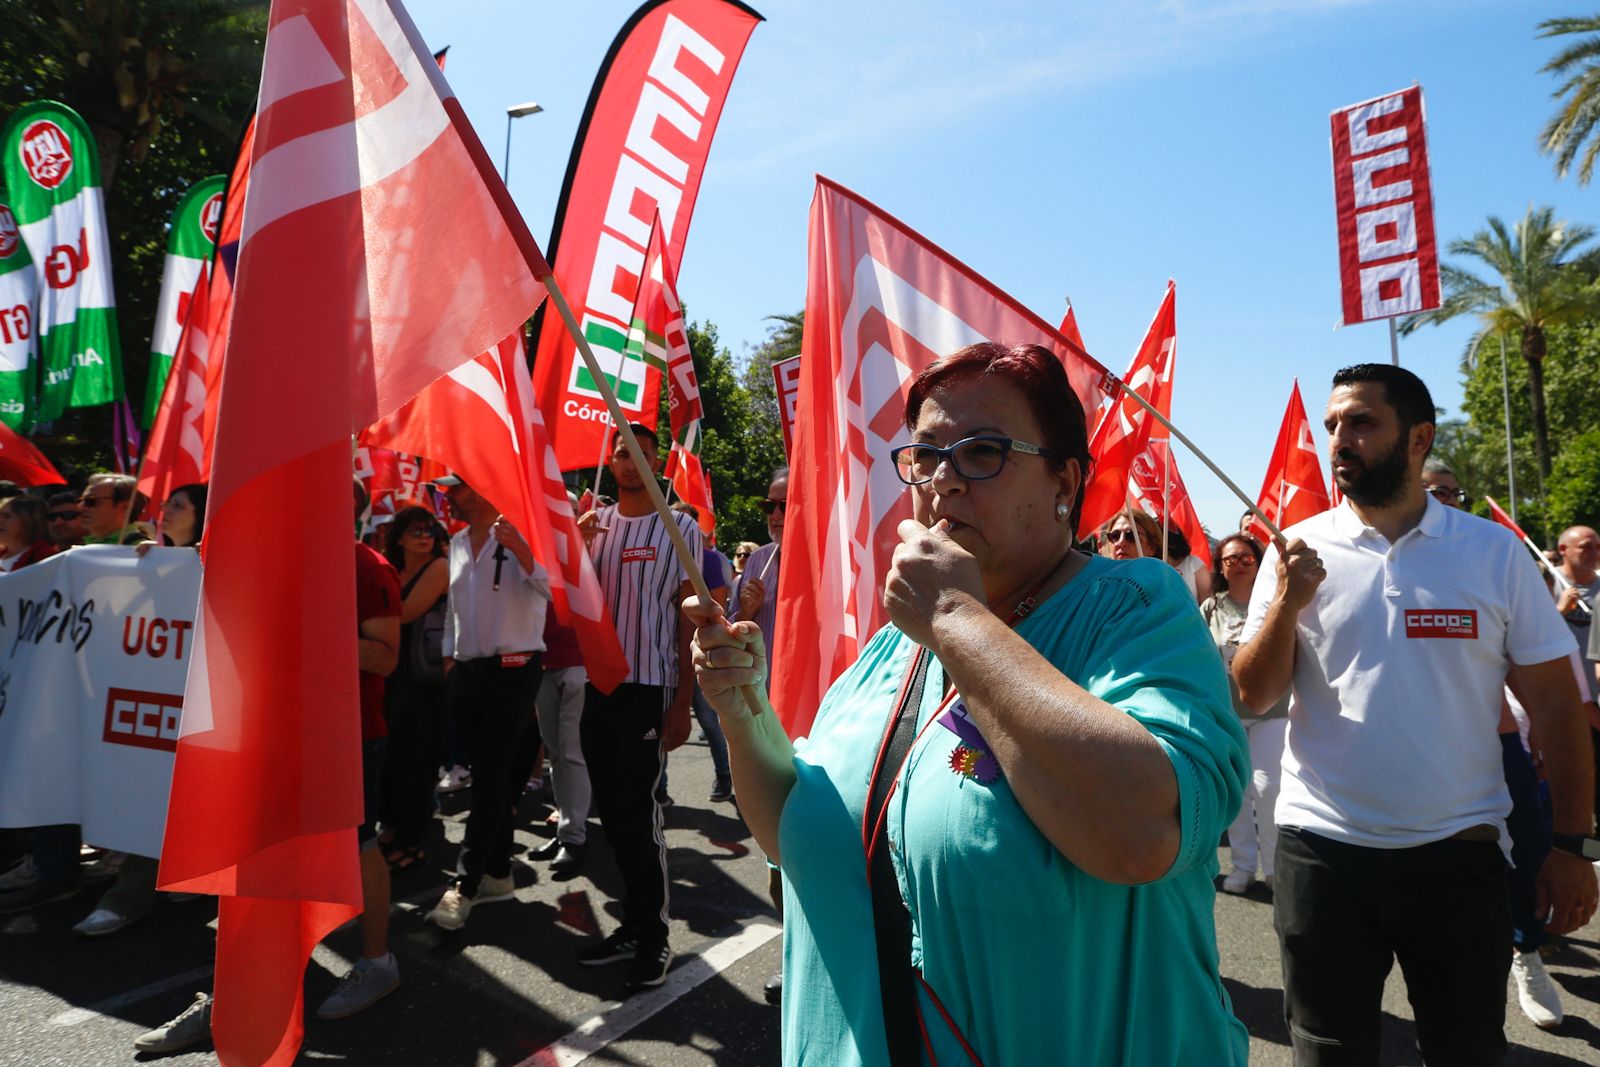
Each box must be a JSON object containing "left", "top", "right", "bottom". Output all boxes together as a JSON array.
[
  {"left": 1404, "top": 609, "right": 1478, "bottom": 639},
  {"left": 621, "top": 546, "right": 657, "bottom": 563}
]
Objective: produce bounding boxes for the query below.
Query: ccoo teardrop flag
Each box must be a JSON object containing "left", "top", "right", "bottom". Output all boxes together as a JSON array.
[
  {"left": 143, "top": 175, "right": 226, "bottom": 426},
  {"left": 1246, "top": 380, "right": 1331, "bottom": 546},
  {"left": 1, "top": 101, "right": 122, "bottom": 419},
  {"left": 0, "top": 196, "right": 37, "bottom": 429},
  {"left": 156, "top": 2, "right": 547, "bottom": 1064}
]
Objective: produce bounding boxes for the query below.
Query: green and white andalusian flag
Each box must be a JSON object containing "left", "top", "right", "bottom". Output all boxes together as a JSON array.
[
  {"left": 0, "top": 192, "right": 38, "bottom": 430},
  {"left": 1, "top": 101, "right": 122, "bottom": 421},
  {"left": 142, "top": 174, "right": 224, "bottom": 426}
]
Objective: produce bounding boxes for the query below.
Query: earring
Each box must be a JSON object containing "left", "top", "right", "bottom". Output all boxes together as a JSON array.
[{"left": 1056, "top": 502, "right": 1070, "bottom": 521}]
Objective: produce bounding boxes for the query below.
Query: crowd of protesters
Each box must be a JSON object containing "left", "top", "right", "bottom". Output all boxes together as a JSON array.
[{"left": 2, "top": 358, "right": 1599, "bottom": 1064}]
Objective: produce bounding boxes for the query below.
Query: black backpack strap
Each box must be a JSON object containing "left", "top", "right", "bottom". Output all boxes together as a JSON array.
[{"left": 863, "top": 647, "right": 931, "bottom": 1066}]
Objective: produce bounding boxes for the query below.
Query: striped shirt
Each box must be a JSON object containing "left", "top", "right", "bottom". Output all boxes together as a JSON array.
[{"left": 589, "top": 506, "right": 701, "bottom": 687}]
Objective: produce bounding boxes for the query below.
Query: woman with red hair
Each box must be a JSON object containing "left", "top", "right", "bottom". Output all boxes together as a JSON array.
[{"left": 688, "top": 342, "right": 1248, "bottom": 1065}]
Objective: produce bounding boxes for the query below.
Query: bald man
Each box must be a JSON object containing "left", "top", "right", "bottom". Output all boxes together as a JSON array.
[{"left": 1556, "top": 527, "right": 1600, "bottom": 699}]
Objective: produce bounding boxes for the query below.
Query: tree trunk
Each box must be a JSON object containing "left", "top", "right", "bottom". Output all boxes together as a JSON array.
[{"left": 1522, "top": 326, "right": 1553, "bottom": 480}]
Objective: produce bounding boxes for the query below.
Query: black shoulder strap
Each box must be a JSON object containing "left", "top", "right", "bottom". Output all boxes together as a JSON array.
[{"left": 863, "top": 647, "right": 930, "bottom": 1066}]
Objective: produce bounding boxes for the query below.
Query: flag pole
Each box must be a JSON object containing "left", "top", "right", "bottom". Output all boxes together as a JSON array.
[
  {"left": 1110, "top": 376, "right": 1286, "bottom": 546},
  {"left": 1498, "top": 333, "right": 1518, "bottom": 526},
  {"left": 1123, "top": 497, "right": 1146, "bottom": 558}
]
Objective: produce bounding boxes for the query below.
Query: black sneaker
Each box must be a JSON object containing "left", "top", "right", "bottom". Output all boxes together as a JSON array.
[
  {"left": 708, "top": 780, "right": 734, "bottom": 803},
  {"left": 624, "top": 939, "right": 673, "bottom": 992},
  {"left": 577, "top": 927, "right": 639, "bottom": 966}
]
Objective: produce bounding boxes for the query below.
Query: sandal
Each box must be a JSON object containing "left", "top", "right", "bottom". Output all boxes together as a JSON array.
[{"left": 385, "top": 845, "right": 425, "bottom": 872}]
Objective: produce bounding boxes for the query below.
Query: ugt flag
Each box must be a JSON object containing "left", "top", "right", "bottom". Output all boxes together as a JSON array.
[
  {"left": 143, "top": 175, "right": 226, "bottom": 426},
  {"left": 156, "top": 1, "right": 546, "bottom": 1064},
  {"left": 0, "top": 197, "right": 37, "bottom": 429},
  {"left": 1246, "top": 380, "right": 1331, "bottom": 546},
  {"left": 629, "top": 213, "right": 714, "bottom": 535},
  {"left": 772, "top": 177, "right": 1107, "bottom": 735},
  {"left": 531, "top": 0, "right": 760, "bottom": 470},
  {"left": 362, "top": 331, "right": 631, "bottom": 693},
  {"left": 0, "top": 101, "right": 122, "bottom": 419}
]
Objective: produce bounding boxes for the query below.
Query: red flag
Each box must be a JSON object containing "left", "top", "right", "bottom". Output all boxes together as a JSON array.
[
  {"left": 1058, "top": 301, "right": 1085, "bottom": 350},
  {"left": 1079, "top": 282, "right": 1176, "bottom": 537},
  {"left": 138, "top": 268, "right": 211, "bottom": 512},
  {"left": 772, "top": 177, "right": 1106, "bottom": 735},
  {"left": 1246, "top": 381, "right": 1332, "bottom": 545},
  {"left": 199, "top": 114, "right": 255, "bottom": 480},
  {"left": 363, "top": 332, "right": 630, "bottom": 692},
  {"left": 0, "top": 421, "right": 64, "bottom": 486},
  {"left": 1485, "top": 495, "right": 1528, "bottom": 542},
  {"left": 532, "top": 0, "right": 761, "bottom": 470},
  {"left": 1130, "top": 439, "right": 1211, "bottom": 569},
  {"left": 157, "top": 3, "right": 545, "bottom": 1065}
]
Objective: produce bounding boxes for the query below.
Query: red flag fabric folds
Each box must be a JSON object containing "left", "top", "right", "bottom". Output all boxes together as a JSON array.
[
  {"left": 0, "top": 420, "right": 64, "bottom": 486},
  {"left": 157, "top": 3, "right": 544, "bottom": 1065},
  {"left": 1246, "top": 381, "right": 1332, "bottom": 546},
  {"left": 1485, "top": 495, "right": 1529, "bottom": 543},
  {"left": 772, "top": 177, "right": 1106, "bottom": 736},
  {"left": 1130, "top": 439, "right": 1211, "bottom": 569},
  {"left": 362, "top": 332, "right": 631, "bottom": 693},
  {"left": 1079, "top": 282, "right": 1176, "bottom": 538},
  {"left": 138, "top": 268, "right": 211, "bottom": 512}
]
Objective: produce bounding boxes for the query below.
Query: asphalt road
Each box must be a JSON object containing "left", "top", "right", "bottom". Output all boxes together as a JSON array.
[{"left": 2, "top": 737, "right": 1598, "bottom": 1065}]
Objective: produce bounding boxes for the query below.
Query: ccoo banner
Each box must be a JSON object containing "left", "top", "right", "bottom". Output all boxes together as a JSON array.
[
  {"left": 142, "top": 175, "right": 226, "bottom": 427},
  {"left": 1, "top": 101, "right": 124, "bottom": 419},
  {"left": 532, "top": 0, "right": 761, "bottom": 471},
  {"left": 0, "top": 547, "right": 200, "bottom": 858},
  {"left": 1330, "top": 85, "right": 1440, "bottom": 325}
]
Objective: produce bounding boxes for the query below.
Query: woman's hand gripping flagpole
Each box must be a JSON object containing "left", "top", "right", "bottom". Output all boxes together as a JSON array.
[
  {"left": 1109, "top": 374, "right": 1287, "bottom": 548},
  {"left": 538, "top": 273, "right": 771, "bottom": 717}
]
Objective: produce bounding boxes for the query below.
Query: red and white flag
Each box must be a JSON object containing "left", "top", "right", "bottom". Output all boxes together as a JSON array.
[
  {"left": 157, "top": 3, "right": 545, "bottom": 1065},
  {"left": 1130, "top": 439, "right": 1210, "bottom": 569},
  {"left": 1485, "top": 495, "right": 1528, "bottom": 542},
  {"left": 138, "top": 267, "right": 211, "bottom": 512},
  {"left": 363, "top": 332, "right": 630, "bottom": 692},
  {"left": 531, "top": 0, "right": 761, "bottom": 470},
  {"left": 0, "top": 420, "right": 64, "bottom": 486},
  {"left": 1246, "top": 381, "right": 1332, "bottom": 545},
  {"left": 1079, "top": 282, "right": 1176, "bottom": 537},
  {"left": 772, "top": 177, "right": 1106, "bottom": 736}
]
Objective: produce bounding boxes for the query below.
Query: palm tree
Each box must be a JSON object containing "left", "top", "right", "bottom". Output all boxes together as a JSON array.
[
  {"left": 1540, "top": 15, "right": 1600, "bottom": 185},
  {"left": 1399, "top": 206, "right": 1599, "bottom": 478}
]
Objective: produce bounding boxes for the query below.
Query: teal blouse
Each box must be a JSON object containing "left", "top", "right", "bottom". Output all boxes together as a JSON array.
[{"left": 778, "top": 555, "right": 1250, "bottom": 1065}]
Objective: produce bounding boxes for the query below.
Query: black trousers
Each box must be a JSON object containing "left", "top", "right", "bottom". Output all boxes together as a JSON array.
[
  {"left": 580, "top": 682, "right": 671, "bottom": 942},
  {"left": 1274, "top": 827, "right": 1511, "bottom": 1066},
  {"left": 448, "top": 655, "right": 543, "bottom": 896},
  {"left": 380, "top": 669, "right": 447, "bottom": 849}
]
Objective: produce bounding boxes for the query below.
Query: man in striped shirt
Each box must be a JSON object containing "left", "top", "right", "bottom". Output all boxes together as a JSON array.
[{"left": 576, "top": 424, "right": 701, "bottom": 992}]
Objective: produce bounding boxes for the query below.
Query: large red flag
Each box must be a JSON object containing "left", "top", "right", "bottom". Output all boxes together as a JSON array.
[
  {"left": 362, "top": 332, "right": 630, "bottom": 692},
  {"left": 138, "top": 267, "right": 211, "bottom": 513},
  {"left": 531, "top": 0, "right": 761, "bottom": 471},
  {"left": 157, "top": 3, "right": 545, "bottom": 1065},
  {"left": 1246, "top": 381, "right": 1331, "bottom": 545},
  {"left": 630, "top": 214, "right": 715, "bottom": 535},
  {"left": 0, "top": 421, "right": 64, "bottom": 486},
  {"left": 198, "top": 115, "right": 255, "bottom": 480},
  {"left": 772, "top": 177, "right": 1107, "bottom": 735},
  {"left": 1079, "top": 282, "right": 1176, "bottom": 537}
]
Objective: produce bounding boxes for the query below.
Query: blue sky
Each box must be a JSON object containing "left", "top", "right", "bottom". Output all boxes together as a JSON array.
[{"left": 407, "top": 0, "right": 1591, "bottom": 533}]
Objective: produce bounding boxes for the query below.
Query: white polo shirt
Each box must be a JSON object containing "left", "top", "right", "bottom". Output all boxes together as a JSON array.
[
  {"left": 1242, "top": 496, "right": 1575, "bottom": 851},
  {"left": 442, "top": 526, "right": 551, "bottom": 662}
]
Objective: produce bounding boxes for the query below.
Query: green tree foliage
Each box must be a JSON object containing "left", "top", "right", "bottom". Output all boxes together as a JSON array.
[
  {"left": 0, "top": 1, "right": 265, "bottom": 475},
  {"left": 1546, "top": 426, "right": 1600, "bottom": 531},
  {"left": 1540, "top": 15, "right": 1600, "bottom": 185},
  {"left": 690, "top": 317, "right": 789, "bottom": 548},
  {"left": 1400, "top": 206, "right": 1600, "bottom": 479}
]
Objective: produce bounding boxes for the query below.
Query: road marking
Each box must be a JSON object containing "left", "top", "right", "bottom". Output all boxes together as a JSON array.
[
  {"left": 47, "top": 965, "right": 215, "bottom": 1028},
  {"left": 513, "top": 920, "right": 781, "bottom": 1067}
]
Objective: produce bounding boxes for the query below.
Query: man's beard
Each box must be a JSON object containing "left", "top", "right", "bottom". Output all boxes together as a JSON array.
[{"left": 1334, "top": 438, "right": 1410, "bottom": 507}]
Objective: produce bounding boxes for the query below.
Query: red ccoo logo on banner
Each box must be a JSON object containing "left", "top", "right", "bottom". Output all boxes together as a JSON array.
[{"left": 1330, "top": 86, "right": 1440, "bottom": 325}]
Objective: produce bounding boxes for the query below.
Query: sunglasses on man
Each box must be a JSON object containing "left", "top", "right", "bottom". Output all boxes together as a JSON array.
[
  {"left": 759, "top": 499, "right": 788, "bottom": 516},
  {"left": 48, "top": 510, "right": 82, "bottom": 522}
]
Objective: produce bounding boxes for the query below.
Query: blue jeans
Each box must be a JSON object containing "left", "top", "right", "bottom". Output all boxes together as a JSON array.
[{"left": 1501, "top": 731, "right": 1551, "bottom": 953}]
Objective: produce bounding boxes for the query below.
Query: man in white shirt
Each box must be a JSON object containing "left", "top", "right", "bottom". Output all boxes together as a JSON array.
[
  {"left": 1235, "top": 364, "right": 1597, "bottom": 1066},
  {"left": 576, "top": 424, "right": 700, "bottom": 993},
  {"left": 425, "top": 477, "right": 550, "bottom": 931}
]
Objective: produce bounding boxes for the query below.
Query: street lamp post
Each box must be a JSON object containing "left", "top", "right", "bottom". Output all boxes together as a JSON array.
[{"left": 503, "top": 100, "right": 543, "bottom": 181}]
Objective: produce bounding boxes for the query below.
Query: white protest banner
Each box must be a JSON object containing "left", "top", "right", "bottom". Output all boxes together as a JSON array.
[{"left": 0, "top": 545, "right": 200, "bottom": 858}]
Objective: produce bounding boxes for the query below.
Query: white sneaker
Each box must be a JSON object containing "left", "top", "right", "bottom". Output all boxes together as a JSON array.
[
  {"left": 436, "top": 766, "right": 472, "bottom": 794},
  {"left": 1511, "top": 949, "right": 1563, "bottom": 1029},
  {"left": 72, "top": 908, "right": 135, "bottom": 938},
  {"left": 316, "top": 953, "right": 400, "bottom": 1019},
  {"left": 1220, "top": 868, "right": 1253, "bottom": 895},
  {"left": 426, "top": 886, "right": 471, "bottom": 930},
  {"left": 475, "top": 873, "right": 515, "bottom": 904}
]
